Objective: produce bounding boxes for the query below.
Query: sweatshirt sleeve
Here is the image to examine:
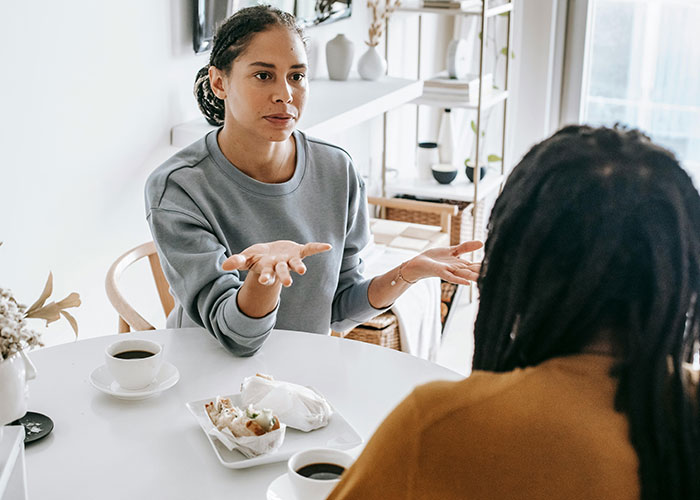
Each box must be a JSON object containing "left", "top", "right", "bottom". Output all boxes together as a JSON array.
[
  {"left": 329, "top": 172, "right": 388, "bottom": 332},
  {"left": 147, "top": 206, "right": 277, "bottom": 356}
]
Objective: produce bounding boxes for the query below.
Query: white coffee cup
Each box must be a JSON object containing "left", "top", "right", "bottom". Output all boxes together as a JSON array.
[
  {"left": 104, "top": 339, "right": 163, "bottom": 390},
  {"left": 287, "top": 448, "right": 354, "bottom": 499}
]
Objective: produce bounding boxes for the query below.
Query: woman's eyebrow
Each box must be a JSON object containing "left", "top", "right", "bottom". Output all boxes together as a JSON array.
[{"left": 249, "top": 62, "right": 308, "bottom": 69}]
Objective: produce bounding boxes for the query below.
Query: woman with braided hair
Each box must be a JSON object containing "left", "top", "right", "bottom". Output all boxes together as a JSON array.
[
  {"left": 328, "top": 125, "right": 700, "bottom": 500},
  {"left": 145, "top": 5, "right": 481, "bottom": 356}
]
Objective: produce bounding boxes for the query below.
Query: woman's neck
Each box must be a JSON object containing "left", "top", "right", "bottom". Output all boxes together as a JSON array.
[{"left": 217, "top": 123, "right": 296, "bottom": 184}]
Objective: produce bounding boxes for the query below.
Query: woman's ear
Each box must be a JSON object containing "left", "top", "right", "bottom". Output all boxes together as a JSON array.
[{"left": 208, "top": 66, "right": 227, "bottom": 100}]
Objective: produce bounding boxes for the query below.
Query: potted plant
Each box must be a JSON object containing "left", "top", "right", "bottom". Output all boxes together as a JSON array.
[{"left": 0, "top": 242, "right": 80, "bottom": 425}]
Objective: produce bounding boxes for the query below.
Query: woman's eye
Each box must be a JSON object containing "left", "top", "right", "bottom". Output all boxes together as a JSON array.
[
  {"left": 290, "top": 73, "right": 306, "bottom": 82},
  {"left": 255, "top": 72, "right": 272, "bottom": 81}
]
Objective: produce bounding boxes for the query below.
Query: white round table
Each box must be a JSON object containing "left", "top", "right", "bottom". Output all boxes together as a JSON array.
[{"left": 21, "top": 328, "right": 463, "bottom": 499}]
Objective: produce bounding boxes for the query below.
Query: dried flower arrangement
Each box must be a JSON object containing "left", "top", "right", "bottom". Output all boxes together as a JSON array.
[
  {"left": 366, "top": 0, "right": 401, "bottom": 47},
  {"left": 0, "top": 242, "right": 80, "bottom": 361}
]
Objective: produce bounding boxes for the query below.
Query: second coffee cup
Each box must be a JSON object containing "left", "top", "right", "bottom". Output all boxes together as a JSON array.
[{"left": 104, "top": 338, "right": 163, "bottom": 390}]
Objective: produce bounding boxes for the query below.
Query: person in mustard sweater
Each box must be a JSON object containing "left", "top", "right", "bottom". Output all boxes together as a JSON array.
[{"left": 328, "top": 125, "right": 700, "bottom": 500}]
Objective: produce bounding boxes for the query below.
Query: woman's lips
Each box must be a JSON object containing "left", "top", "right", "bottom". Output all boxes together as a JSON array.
[{"left": 264, "top": 114, "right": 295, "bottom": 125}]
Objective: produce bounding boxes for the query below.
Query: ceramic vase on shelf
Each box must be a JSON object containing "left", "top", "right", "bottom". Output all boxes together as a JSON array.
[
  {"left": 416, "top": 142, "right": 439, "bottom": 180},
  {"left": 437, "top": 109, "right": 455, "bottom": 166},
  {"left": 0, "top": 350, "right": 37, "bottom": 425},
  {"left": 326, "top": 34, "right": 354, "bottom": 81},
  {"left": 357, "top": 46, "right": 387, "bottom": 81}
]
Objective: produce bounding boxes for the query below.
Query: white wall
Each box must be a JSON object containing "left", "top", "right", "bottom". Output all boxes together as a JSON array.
[{"left": 1, "top": 1, "right": 205, "bottom": 345}]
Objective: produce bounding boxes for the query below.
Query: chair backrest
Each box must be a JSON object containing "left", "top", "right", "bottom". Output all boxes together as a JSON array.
[{"left": 105, "top": 241, "right": 174, "bottom": 333}]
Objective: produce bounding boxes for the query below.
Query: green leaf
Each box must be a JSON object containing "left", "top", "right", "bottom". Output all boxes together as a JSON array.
[
  {"left": 511, "top": 50, "right": 516, "bottom": 59},
  {"left": 477, "top": 32, "right": 482, "bottom": 41},
  {"left": 493, "top": 84, "right": 500, "bottom": 90},
  {"left": 500, "top": 47, "right": 508, "bottom": 56},
  {"left": 487, "top": 154, "right": 502, "bottom": 162},
  {"left": 499, "top": 11, "right": 509, "bottom": 17},
  {"left": 470, "top": 120, "right": 477, "bottom": 134}
]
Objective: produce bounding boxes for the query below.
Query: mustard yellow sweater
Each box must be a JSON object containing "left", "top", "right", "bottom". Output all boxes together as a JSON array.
[{"left": 329, "top": 354, "right": 639, "bottom": 500}]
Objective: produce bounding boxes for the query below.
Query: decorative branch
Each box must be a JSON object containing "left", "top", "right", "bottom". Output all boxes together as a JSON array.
[
  {"left": 366, "top": 0, "right": 401, "bottom": 47},
  {"left": 0, "top": 242, "right": 81, "bottom": 360}
]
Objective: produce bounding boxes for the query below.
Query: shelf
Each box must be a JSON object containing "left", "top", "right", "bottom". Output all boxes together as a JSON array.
[
  {"left": 412, "top": 89, "right": 508, "bottom": 110},
  {"left": 170, "top": 77, "right": 424, "bottom": 148},
  {"left": 385, "top": 171, "right": 504, "bottom": 203},
  {"left": 397, "top": 0, "right": 513, "bottom": 17}
]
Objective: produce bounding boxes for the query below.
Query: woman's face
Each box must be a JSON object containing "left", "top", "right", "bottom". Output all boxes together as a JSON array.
[{"left": 211, "top": 26, "right": 308, "bottom": 143}]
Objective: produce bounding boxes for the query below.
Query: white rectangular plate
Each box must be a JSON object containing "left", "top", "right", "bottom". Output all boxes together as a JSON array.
[{"left": 186, "top": 393, "right": 363, "bottom": 469}]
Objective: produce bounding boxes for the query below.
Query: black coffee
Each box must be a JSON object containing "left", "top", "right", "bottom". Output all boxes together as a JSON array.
[
  {"left": 114, "top": 350, "right": 155, "bottom": 360},
  {"left": 296, "top": 463, "right": 345, "bottom": 480}
]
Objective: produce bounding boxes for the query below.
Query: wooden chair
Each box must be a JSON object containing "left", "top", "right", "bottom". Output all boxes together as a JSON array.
[{"left": 105, "top": 241, "right": 174, "bottom": 333}]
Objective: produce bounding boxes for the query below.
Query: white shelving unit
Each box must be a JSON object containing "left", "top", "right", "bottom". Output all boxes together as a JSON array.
[
  {"left": 385, "top": 171, "right": 504, "bottom": 203},
  {"left": 398, "top": 0, "right": 513, "bottom": 17},
  {"left": 383, "top": 0, "right": 514, "bottom": 239},
  {"left": 413, "top": 89, "right": 508, "bottom": 110},
  {"left": 170, "top": 76, "right": 423, "bottom": 148}
]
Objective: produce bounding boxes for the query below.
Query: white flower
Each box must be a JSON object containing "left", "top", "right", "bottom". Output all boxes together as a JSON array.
[{"left": 0, "top": 287, "right": 42, "bottom": 361}]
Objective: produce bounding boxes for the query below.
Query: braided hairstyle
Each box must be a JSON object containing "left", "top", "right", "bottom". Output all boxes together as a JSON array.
[
  {"left": 194, "top": 5, "right": 305, "bottom": 126},
  {"left": 473, "top": 125, "right": 700, "bottom": 499}
]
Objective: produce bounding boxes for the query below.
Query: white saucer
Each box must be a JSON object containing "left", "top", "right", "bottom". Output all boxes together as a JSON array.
[
  {"left": 267, "top": 473, "right": 297, "bottom": 500},
  {"left": 89, "top": 362, "right": 180, "bottom": 400}
]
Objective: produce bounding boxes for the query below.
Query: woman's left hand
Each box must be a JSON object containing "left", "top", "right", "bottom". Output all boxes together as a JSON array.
[{"left": 401, "top": 240, "right": 483, "bottom": 285}]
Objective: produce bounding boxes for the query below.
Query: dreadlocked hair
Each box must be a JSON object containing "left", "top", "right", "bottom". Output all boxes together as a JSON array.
[
  {"left": 472, "top": 124, "right": 700, "bottom": 499},
  {"left": 193, "top": 5, "right": 305, "bottom": 126}
]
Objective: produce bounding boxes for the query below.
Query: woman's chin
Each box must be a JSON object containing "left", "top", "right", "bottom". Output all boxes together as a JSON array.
[{"left": 263, "top": 127, "right": 295, "bottom": 142}]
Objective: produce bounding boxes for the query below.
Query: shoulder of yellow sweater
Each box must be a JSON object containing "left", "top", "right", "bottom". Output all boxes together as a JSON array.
[{"left": 411, "top": 355, "right": 616, "bottom": 422}]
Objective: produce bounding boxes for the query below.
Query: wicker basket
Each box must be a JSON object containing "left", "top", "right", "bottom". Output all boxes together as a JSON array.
[
  {"left": 342, "top": 312, "right": 401, "bottom": 350},
  {"left": 385, "top": 199, "right": 488, "bottom": 248}
]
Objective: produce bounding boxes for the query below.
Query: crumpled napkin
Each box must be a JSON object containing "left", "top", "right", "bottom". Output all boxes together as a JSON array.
[
  {"left": 203, "top": 412, "right": 286, "bottom": 458},
  {"left": 240, "top": 375, "right": 333, "bottom": 432}
]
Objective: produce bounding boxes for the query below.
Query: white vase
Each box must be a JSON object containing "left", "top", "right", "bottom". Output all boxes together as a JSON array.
[
  {"left": 0, "top": 350, "right": 37, "bottom": 426},
  {"left": 357, "top": 46, "right": 387, "bottom": 81},
  {"left": 438, "top": 109, "right": 455, "bottom": 166},
  {"left": 326, "top": 34, "right": 354, "bottom": 81}
]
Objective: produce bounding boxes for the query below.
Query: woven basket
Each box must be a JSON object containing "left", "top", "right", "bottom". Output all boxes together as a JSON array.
[
  {"left": 385, "top": 199, "right": 487, "bottom": 247},
  {"left": 343, "top": 312, "right": 401, "bottom": 350}
]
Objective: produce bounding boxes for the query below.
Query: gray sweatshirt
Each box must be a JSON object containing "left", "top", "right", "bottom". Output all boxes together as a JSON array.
[{"left": 145, "top": 129, "right": 384, "bottom": 356}]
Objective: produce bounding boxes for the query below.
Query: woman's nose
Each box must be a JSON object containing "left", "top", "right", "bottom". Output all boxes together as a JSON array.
[{"left": 273, "top": 81, "right": 293, "bottom": 103}]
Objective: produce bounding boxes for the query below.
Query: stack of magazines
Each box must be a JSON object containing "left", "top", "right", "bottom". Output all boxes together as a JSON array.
[
  {"left": 422, "top": 71, "right": 493, "bottom": 104},
  {"left": 422, "top": 0, "right": 476, "bottom": 8}
]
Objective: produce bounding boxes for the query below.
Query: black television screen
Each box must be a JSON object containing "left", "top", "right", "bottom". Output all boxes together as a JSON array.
[{"left": 193, "top": 0, "right": 352, "bottom": 54}]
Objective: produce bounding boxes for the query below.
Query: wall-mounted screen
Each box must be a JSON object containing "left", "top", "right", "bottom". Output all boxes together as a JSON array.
[{"left": 193, "top": 0, "right": 352, "bottom": 54}]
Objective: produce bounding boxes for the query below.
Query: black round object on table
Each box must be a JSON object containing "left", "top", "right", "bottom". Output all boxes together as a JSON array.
[{"left": 10, "top": 411, "right": 54, "bottom": 444}]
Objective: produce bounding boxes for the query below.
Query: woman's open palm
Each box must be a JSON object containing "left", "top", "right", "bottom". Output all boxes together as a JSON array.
[
  {"left": 222, "top": 240, "right": 332, "bottom": 287},
  {"left": 410, "top": 240, "right": 483, "bottom": 285}
]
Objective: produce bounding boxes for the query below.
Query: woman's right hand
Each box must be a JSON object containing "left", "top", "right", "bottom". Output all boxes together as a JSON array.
[{"left": 222, "top": 240, "right": 332, "bottom": 287}]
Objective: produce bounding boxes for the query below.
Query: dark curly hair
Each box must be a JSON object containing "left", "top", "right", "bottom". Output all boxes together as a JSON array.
[
  {"left": 194, "top": 5, "right": 305, "bottom": 126},
  {"left": 473, "top": 124, "right": 700, "bottom": 499}
]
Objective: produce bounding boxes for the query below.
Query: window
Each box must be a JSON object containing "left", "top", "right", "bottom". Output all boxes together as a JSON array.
[{"left": 566, "top": 0, "right": 700, "bottom": 179}]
